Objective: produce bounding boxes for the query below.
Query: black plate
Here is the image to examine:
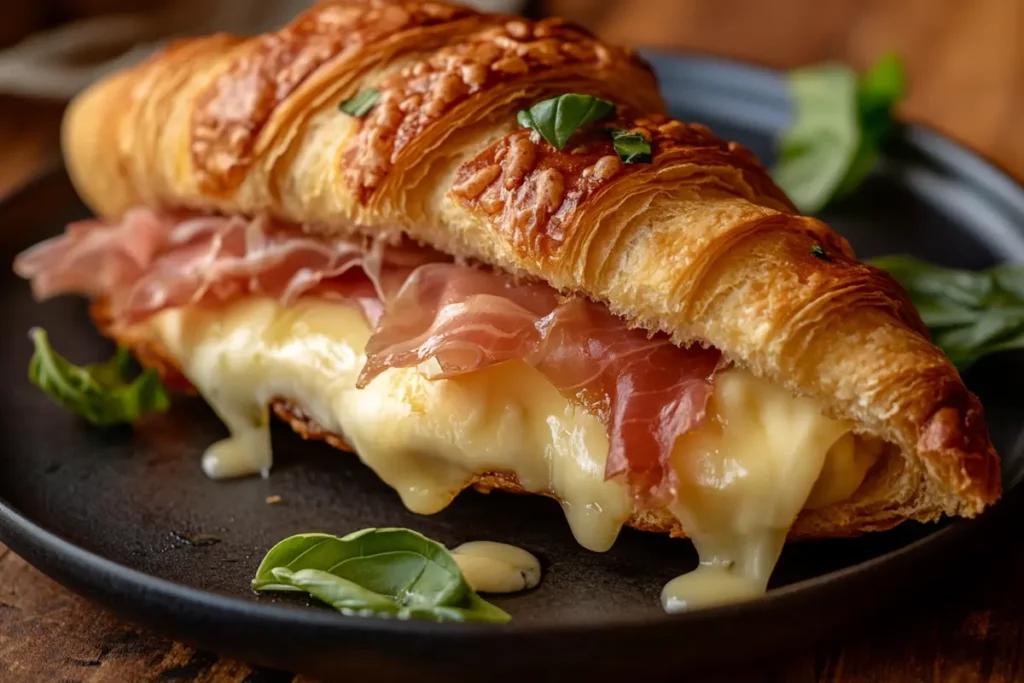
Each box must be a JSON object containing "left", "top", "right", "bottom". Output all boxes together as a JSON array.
[{"left": 1, "top": 52, "right": 1024, "bottom": 682}]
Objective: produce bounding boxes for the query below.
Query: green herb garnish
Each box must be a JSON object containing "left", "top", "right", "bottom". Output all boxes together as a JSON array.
[
  {"left": 772, "top": 53, "right": 906, "bottom": 214},
  {"left": 28, "top": 328, "right": 170, "bottom": 426},
  {"left": 517, "top": 94, "right": 615, "bottom": 150},
  {"left": 338, "top": 89, "right": 380, "bottom": 117},
  {"left": 810, "top": 245, "right": 830, "bottom": 261},
  {"left": 607, "top": 127, "right": 652, "bottom": 164},
  {"left": 871, "top": 256, "right": 1024, "bottom": 370},
  {"left": 252, "top": 529, "right": 510, "bottom": 624}
]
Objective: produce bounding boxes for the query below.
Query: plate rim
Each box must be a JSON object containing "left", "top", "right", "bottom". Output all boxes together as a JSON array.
[
  {"left": 1, "top": 51, "right": 1022, "bottom": 646},
  {"left": 0, "top": 486, "right": 1007, "bottom": 640}
]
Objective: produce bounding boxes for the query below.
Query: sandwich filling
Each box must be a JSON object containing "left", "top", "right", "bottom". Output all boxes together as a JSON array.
[{"left": 15, "top": 209, "right": 884, "bottom": 609}]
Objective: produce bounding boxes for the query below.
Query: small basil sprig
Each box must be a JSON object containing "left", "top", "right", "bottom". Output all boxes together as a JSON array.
[
  {"left": 517, "top": 94, "right": 615, "bottom": 150},
  {"left": 607, "top": 128, "right": 652, "bottom": 164},
  {"left": 772, "top": 53, "right": 906, "bottom": 214},
  {"left": 871, "top": 256, "right": 1024, "bottom": 370},
  {"left": 252, "top": 529, "right": 510, "bottom": 624},
  {"left": 339, "top": 89, "right": 379, "bottom": 117},
  {"left": 28, "top": 327, "right": 170, "bottom": 426}
]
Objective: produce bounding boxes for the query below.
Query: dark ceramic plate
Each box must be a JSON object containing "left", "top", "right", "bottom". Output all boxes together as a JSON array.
[{"left": 1, "top": 52, "right": 1023, "bottom": 682}]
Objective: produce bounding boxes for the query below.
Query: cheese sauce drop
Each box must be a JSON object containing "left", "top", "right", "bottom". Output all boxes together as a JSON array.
[{"left": 451, "top": 541, "right": 541, "bottom": 594}]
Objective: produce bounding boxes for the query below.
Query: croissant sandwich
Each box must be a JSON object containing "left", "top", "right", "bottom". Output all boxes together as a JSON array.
[{"left": 13, "top": 0, "right": 1001, "bottom": 608}]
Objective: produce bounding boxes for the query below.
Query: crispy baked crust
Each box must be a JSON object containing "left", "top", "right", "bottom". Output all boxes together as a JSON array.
[{"left": 69, "top": 1, "right": 1000, "bottom": 525}]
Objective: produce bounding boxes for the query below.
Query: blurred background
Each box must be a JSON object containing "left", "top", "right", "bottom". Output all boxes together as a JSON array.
[{"left": 0, "top": 0, "right": 1019, "bottom": 195}]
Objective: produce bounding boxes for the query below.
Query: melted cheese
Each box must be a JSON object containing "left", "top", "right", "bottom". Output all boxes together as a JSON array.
[
  {"left": 151, "top": 297, "right": 632, "bottom": 552},
  {"left": 450, "top": 541, "right": 541, "bottom": 594},
  {"left": 149, "top": 296, "right": 881, "bottom": 607},
  {"left": 662, "top": 369, "right": 874, "bottom": 612}
]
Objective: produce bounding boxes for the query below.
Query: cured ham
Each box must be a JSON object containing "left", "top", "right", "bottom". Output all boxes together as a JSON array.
[
  {"left": 13, "top": 208, "right": 441, "bottom": 327},
  {"left": 17, "top": 209, "right": 725, "bottom": 504},
  {"left": 357, "top": 263, "right": 560, "bottom": 381},
  {"left": 358, "top": 263, "right": 724, "bottom": 505},
  {"left": 534, "top": 299, "right": 722, "bottom": 504}
]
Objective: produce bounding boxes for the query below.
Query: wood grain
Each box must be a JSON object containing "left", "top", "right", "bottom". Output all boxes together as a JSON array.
[{"left": 2, "top": 0, "right": 1024, "bottom": 680}]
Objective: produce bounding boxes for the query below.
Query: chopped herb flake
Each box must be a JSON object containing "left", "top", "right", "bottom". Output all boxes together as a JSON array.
[
  {"left": 339, "top": 89, "right": 380, "bottom": 117},
  {"left": 607, "top": 128, "right": 652, "bottom": 164},
  {"left": 810, "top": 245, "right": 831, "bottom": 260}
]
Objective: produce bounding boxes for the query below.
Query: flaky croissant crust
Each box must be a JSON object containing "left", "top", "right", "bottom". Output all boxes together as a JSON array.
[{"left": 64, "top": 0, "right": 1000, "bottom": 526}]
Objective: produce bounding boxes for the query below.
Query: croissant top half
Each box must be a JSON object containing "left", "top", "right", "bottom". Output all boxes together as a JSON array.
[{"left": 60, "top": 0, "right": 1000, "bottom": 523}]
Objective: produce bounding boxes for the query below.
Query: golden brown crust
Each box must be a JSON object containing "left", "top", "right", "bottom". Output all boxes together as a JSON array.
[
  {"left": 192, "top": 1, "right": 488, "bottom": 195},
  {"left": 342, "top": 17, "right": 660, "bottom": 200},
  {"left": 917, "top": 393, "right": 1002, "bottom": 506},
  {"left": 451, "top": 115, "right": 794, "bottom": 262},
  {"left": 65, "top": 0, "right": 1001, "bottom": 525}
]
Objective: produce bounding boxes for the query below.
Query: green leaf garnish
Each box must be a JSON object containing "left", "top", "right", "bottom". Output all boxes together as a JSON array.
[
  {"left": 338, "top": 89, "right": 380, "bottom": 117},
  {"left": 772, "top": 52, "right": 906, "bottom": 214},
  {"left": 252, "top": 529, "right": 511, "bottom": 624},
  {"left": 27, "top": 328, "right": 170, "bottom": 426},
  {"left": 607, "top": 128, "right": 652, "bottom": 164},
  {"left": 837, "top": 53, "right": 906, "bottom": 197},
  {"left": 870, "top": 256, "right": 1024, "bottom": 370},
  {"left": 517, "top": 94, "right": 615, "bottom": 150}
]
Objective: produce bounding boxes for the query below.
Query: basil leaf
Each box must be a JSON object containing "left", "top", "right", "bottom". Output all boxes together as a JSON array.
[
  {"left": 989, "top": 265, "right": 1024, "bottom": 300},
  {"left": 252, "top": 529, "right": 511, "bottom": 624},
  {"left": 27, "top": 328, "right": 170, "bottom": 426},
  {"left": 270, "top": 568, "right": 405, "bottom": 616},
  {"left": 339, "top": 89, "right": 379, "bottom": 117},
  {"left": 517, "top": 94, "right": 615, "bottom": 150},
  {"left": 870, "top": 255, "right": 1024, "bottom": 370},
  {"left": 771, "top": 65, "right": 858, "bottom": 214},
  {"left": 836, "top": 53, "right": 906, "bottom": 197},
  {"left": 871, "top": 255, "right": 991, "bottom": 307},
  {"left": 607, "top": 128, "right": 652, "bottom": 164},
  {"left": 771, "top": 53, "right": 906, "bottom": 214}
]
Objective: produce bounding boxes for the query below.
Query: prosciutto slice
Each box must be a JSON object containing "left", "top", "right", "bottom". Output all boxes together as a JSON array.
[
  {"left": 16, "top": 208, "right": 724, "bottom": 504},
  {"left": 358, "top": 263, "right": 723, "bottom": 506},
  {"left": 13, "top": 208, "right": 442, "bottom": 327},
  {"left": 358, "top": 263, "right": 560, "bottom": 381}
]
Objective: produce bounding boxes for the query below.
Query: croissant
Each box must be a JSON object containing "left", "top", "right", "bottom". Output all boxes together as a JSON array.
[{"left": 18, "top": 0, "right": 1000, "bottom": 606}]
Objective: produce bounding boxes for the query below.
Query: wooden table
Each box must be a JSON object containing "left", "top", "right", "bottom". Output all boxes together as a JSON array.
[{"left": 1, "top": 0, "right": 1023, "bottom": 680}]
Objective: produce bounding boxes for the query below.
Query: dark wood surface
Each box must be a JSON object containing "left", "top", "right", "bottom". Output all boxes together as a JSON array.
[{"left": 2, "top": 1, "right": 1024, "bottom": 680}]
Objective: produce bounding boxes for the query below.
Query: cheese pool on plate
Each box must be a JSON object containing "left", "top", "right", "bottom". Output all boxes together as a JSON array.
[
  {"left": 148, "top": 296, "right": 881, "bottom": 610},
  {"left": 450, "top": 541, "right": 542, "bottom": 594}
]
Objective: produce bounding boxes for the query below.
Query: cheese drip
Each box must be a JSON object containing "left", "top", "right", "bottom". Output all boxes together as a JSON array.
[
  {"left": 151, "top": 297, "right": 632, "bottom": 552},
  {"left": 662, "top": 369, "right": 880, "bottom": 612},
  {"left": 149, "top": 296, "right": 881, "bottom": 600}
]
